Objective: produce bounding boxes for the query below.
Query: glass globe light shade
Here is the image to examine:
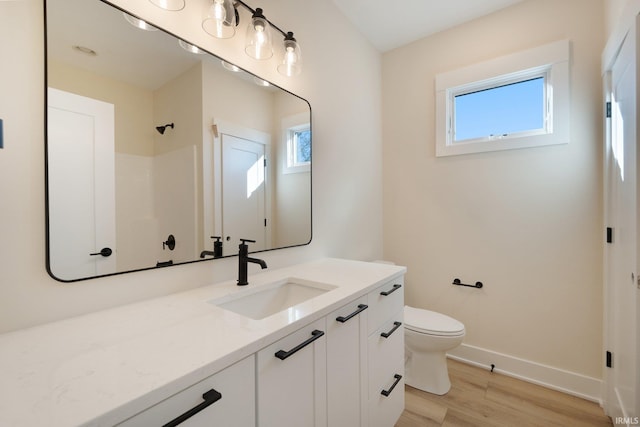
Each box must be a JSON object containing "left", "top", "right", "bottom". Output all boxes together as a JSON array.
[
  {"left": 202, "top": 0, "right": 236, "bottom": 39},
  {"left": 277, "top": 32, "right": 302, "bottom": 77},
  {"left": 244, "top": 8, "right": 273, "bottom": 60}
]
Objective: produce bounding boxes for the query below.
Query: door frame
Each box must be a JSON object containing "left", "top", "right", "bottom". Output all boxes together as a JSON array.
[{"left": 602, "top": 8, "right": 640, "bottom": 423}]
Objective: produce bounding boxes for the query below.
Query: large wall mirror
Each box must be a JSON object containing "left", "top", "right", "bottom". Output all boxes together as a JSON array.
[{"left": 45, "top": 0, "right": 312, "bottom": 282}]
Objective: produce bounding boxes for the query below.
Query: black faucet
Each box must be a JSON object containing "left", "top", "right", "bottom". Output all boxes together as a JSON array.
[
  {"left": 200, "top": 236, "right": 223, "bottom": 258},
  {"left": 237, "top": 238, "right": 267, "bottom": 286},
  {"left": 200, "top": 250, "right": 215, "bottom": 258}
]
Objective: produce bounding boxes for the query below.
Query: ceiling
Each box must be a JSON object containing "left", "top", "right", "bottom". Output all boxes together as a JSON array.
[{"left": 331, "top": 0, "right": 525, "bottom": 52}]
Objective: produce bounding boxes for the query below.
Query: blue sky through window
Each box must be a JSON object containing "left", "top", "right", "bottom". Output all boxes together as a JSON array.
[{"left": 454, "top": 77, "right": 545, "bottom": 141}]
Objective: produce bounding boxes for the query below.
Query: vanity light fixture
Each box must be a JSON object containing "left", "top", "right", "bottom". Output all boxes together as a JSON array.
[
  {"left": 156, "top": 123, "right": 174, "bottom": 134},
  {"left": 149, "top": 0, "right": 185, "bottom": 11},
  {"left": 202, "top": 0, "right": 237, "bottom": 39},
  {"left": 123, "top": 12, "right": 158, "bottom": 31},
  {"left": 178, "top": 39, "right": 204, "bottom": 54},
  {"left": 200, "top": 0, "right": 302, "bottom": 76},
  {"left": 277, "top": 32, "right": 302, "bottom": 77},
  {"left": 221, "top": 60, "right": 241, "bottom": 72},
  {"left": 253, "top": 77, "right": 270, "bottom": 87},
  {"left": 244, "top": 8, "right": 273, "bottom": 60}
]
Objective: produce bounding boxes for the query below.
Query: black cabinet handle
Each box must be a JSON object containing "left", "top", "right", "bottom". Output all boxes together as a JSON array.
[
  {"left": 275, "top": 330, "right": 324, "bottom": 360},
  {"left": 163, "top": 388, "right": 222, "bottom": 427},
  {"left": 89, "top": 247, "right": 112, "bottom": 257},
  {"left": 381, "top": 374, "right": 403, "bottom": 397},
  {"left": 380, "top": 284, "right": 402, "bottom": 296},
  {"left": 381, "top": 321, "right": 402, "bottom": 338},
  {"left": 336, "top": 304, "right": 368, "bottom": 323}
]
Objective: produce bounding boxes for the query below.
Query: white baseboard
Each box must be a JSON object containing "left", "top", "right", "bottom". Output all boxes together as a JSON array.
[{"left": 447, "top": 343, "right": 603, "bottom": 404}]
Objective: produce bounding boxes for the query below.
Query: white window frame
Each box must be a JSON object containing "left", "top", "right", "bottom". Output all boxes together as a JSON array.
[
  {"left": 435, "top": 39, "right": 570, "bottom": 157},
  {"left": 282, "top": 112, "right": 311, "bottom": 174}
]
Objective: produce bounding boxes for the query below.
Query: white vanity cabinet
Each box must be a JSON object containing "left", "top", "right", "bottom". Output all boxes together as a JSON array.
[
  {"left": 0, "top": 259, "right": 410, "bottom": 427},
  {"left": 116, "top": 355, "right": 255, "bottom": 427},
  {"left": 114, "top": 279, "right": 405, "bottom": 427},
  {"left": 257, "top": 318, "right": 327, "bottom": 427},
  {"left": 326, "top": 296, "right": 369, "bottom": 427},
  {"left": 367, "top": 279, "right": 405, "bottom": 427}
]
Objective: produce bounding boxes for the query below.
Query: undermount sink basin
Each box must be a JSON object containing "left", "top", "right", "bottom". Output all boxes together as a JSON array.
[{"left": 211, "top": 278, "right": 336, "bottom": 320}]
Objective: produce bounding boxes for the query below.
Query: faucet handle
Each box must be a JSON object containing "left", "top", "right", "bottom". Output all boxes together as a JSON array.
[{"left": 239, "top": 238, "right": 256, "bottom": 245}]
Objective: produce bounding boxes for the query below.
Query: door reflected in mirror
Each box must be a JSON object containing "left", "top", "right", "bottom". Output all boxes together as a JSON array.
[{"left": 45, "top": 0, "right": 312, "bottom": 282}]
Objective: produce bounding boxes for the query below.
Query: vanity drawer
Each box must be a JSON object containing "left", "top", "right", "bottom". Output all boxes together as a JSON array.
[
  {"left": 367, "top": 278, "right": 404, "bottom": 335},
  {"left": 368, "top": 312, "right": 404, "bottom": 427},
  {"left": 117, "top": 355, "right": 255, "bottom": 427}
]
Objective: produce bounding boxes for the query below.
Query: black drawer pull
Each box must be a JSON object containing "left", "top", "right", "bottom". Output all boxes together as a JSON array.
[
  {"left": 275, "top": 329, "right": 324, "bottom": 360},
  {"left": 381, "top": 374, "right": 403, "bottom": 397},
  {"left": 380, "top": 284, "right": 402, "bottom": 296},
  {"left": 336, "top": 304, "right": 368, "bottom": 323},
  {"left": 381, "top": 321, "right": 402, "bottom": 338},
  {"left": 163, "top": 388, "right": 222, "bottom": 427}
]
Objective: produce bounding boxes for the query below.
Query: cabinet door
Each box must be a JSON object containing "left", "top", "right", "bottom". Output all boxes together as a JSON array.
[
  {"left": 326, "top": 296, "right": 368, "bottom": 427},
  {"left": 117, "top": 355, "right": 255, "bottom": 427},
  {"left": 368, "top": 312, "right": 405, "bottom": 427},
  {"left": 257, "top": 318, "right": 327, "bottom": 427}
]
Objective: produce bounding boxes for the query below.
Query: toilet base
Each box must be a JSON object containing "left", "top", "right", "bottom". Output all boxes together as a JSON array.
[{"left": 405, "top": 349, "right": 451, "bottom": 395}]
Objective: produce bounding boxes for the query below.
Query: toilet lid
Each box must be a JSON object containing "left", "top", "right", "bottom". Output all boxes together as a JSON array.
[{"left": 404, "top": 306, "right": 465, "bottom": 336}]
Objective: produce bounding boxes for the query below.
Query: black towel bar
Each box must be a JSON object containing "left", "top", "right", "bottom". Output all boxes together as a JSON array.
[{"left": 452, "top": 278, "right": 483, "bottom": 289}]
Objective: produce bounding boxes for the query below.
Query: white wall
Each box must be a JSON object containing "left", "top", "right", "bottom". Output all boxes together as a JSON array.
[
  {"left": 0, "top": 0, "right": 383, "bottom": 333},
  {"left": 115, "top": 153, "right": 157, "bottom": 272},
  {"left": 48, "top": 59, "right": 155, "bottom": 156},
  {"left": 605, "top": 0, "right": 628, "bottom": 37},
  {"left": 382, "top": 0, "right": 605, "bottom": 383}
]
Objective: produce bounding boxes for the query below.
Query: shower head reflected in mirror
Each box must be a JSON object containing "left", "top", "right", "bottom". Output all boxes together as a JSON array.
[{"left": 156, "top": 123, "right": 174, "bottom": 134}]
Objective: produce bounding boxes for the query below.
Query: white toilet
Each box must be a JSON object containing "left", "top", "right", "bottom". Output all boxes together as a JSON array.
[{"left": 404, "top": 305, "right": 465, "bottom": 395}]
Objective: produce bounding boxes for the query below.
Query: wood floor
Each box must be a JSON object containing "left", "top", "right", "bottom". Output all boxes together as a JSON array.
[{"left": 395, "top": 359, "right": 612, "bottom": 427}]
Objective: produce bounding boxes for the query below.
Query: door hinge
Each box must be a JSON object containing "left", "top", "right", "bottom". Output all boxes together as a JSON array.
[
  {"left": 606, "top": 351, "right": 612, "bottom": 368},
  {"left": 606, "top": 227, "right": 613, "bottom": 244},
  {"left": 264, "top": 218, "right": 267, "bottom": 227},
  {"left": 606, "top": 102, "right": 612, "bottom": 118},
  {"left": 264, "top": 158, "right": 267, "bottom": 167}
]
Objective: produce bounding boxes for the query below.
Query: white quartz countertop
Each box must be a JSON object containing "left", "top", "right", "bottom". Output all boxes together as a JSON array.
[{"left": 0, "top": 258, "right": 405, "bottom": 427}]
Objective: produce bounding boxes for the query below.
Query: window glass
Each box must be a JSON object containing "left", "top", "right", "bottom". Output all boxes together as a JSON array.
[
  {"left": 293, "top": 129, "right": 311, "bottom": 164},
  {"left": 454, "top": 77, "right": 545, "bottom": 142}
]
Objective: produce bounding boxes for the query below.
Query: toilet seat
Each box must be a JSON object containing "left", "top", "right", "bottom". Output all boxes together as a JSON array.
[{"left": 404, "top": 306, "right": 465, "bottom": 337}]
